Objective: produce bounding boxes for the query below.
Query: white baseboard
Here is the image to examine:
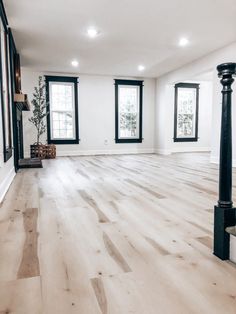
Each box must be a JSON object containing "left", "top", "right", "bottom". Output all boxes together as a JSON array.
[
  {"left": 155, "top": 147, "right": 211, "bottom": 155},
  {"left": 0, "top": 167, "right": 15, "bottom": 204},
  {"left": 171, "top": 147, "right": 211, "bottom": 153},
  {"left": 210, "top": 156, "right": 219, "bottom": 165},
  {"left": 154, "top": 149, "right": 171, "bottom": 155},
  {"left": 25, "top": 148, "right": 155, "bottom": 158},
  {"left": 230, "top": 234, "right": 236, "bottom": 264},
  {"left": 56, "top": 148, "right": 155, "bottom": 157},
  {"left": 211, "top": 156, "right": 236, "bottom": 167}
]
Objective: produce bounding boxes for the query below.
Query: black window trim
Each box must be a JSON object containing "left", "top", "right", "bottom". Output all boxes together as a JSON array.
[
  {"left": 0, "top": 2, "right": 13, "bottom": 162},
  {"left": 174, "top": 82, "right": 200, "bottom": 143},
  {"left": 114, "top": 79, "right": 143, "bottom": 144},
  {"left": 45, "top": 75, "right": 79, "bottom": 145}
]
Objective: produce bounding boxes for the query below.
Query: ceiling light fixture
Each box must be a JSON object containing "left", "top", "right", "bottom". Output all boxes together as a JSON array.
[
  {"left": 71, "top": 60, "right": 79, "bottom": 67},
  {"left": 138, "top": 65, "right": 145, "bottom": 71},
  {"left": 179, "top": 37, "right": 189, "bottom": 47},
  {"left": 87, "top": 28, "right": 98, "bottom": 38}
]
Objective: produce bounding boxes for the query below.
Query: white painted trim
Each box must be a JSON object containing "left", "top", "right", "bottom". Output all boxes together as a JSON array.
[
  {"left": 154, "top": 148, "right": 171, "bottom": 155},
  {"left": 210, "top": 155, "right": 236, "bottom": 168},
  {"left": 25, "top": 148, "right": 155, "bottom": 158},
  {"left": 0, "top": 167, "right": 15, "bottom": 204},
  {"left": 210, "top": 156, "right": 219, "bottom": 165},
  {"left": 0, "top": 152, "right": 3, "bottom": 168},
  {"left": 155, "top": 147, "right": 211, "bottom": 155},
  {"left": 230, "top": 234, "right": 236, "bottom": 264},
  {"left": 56, "top": 148, "right": 155, "bottom": 157},
  {"left": 171, "top": 147, "right": 211, "bottom": 153}
]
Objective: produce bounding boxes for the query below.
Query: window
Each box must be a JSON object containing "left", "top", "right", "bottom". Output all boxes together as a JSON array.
[
  {"left": 115, "top": 79, "right": 143, "bottom": 143},
  {"left": 46, "top": 76, "right": 79, "bottom": 144},
  {"left": 0, "top": 17, "right": 12, "bottom": 162},
  {"left": 174, "top": 83, "right": 199, "bottom": 142}
]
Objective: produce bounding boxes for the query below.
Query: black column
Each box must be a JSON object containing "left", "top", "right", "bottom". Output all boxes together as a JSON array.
[{"left": 214, "top": 63, "right": 236, "bottom": 260}]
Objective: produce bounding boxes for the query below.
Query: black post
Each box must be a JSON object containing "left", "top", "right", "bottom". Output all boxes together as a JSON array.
[{"left": 214, "top": 63, "right": 236, "bottom": 260}]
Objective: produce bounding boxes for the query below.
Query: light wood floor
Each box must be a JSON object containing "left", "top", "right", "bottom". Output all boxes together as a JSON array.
[{"left": 0, "top": 152, "right": 236, "bottom": 314}]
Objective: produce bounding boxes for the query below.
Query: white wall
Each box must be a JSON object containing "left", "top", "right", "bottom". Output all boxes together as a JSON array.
[
  {"left": 155, "top": 41, "right": 236, "bottom": 163},
  {"left": 0, "top": 97, "right": 15, "bottom": 203},
  {"left": 21, "top": 70, "right": 156, "bottom": 157}
]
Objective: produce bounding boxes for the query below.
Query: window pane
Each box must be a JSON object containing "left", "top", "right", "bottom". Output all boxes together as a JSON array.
[
  {"left": 118, "top": 86, "right": 139, "bottom": 139},
  {"left": 177, "top": 87, "right": 196, "bottom": 138},
  {"left": 51, "top": 83, "right": 73, "bottom": 111},
  {"left": 51, "top": 111, "right": 74, "bottom": 139}
]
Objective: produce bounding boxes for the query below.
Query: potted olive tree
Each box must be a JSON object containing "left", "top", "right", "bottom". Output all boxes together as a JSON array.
[{"left": 28, "top": 76, "right": 52, "bottom": 159}]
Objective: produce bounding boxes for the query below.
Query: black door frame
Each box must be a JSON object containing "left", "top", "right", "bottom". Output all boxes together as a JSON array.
[{"left": 8, "top": 29, "right": 23, "bottom": 171}]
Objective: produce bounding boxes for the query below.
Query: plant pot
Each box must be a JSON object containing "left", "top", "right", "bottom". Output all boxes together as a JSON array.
[
  {"left": 30, "top": 144, "right": 47, "bottom": 159},
  {"left": 45, "top": 144, "right": 56, "bottom": 159}
]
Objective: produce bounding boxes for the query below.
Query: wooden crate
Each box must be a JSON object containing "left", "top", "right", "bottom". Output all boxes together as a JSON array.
[
  {"left": 30, "top": 144, "right": 47, "bottom": 159},
  {"left": 45, "top": 144, "right": 56, "bottom": 159}
]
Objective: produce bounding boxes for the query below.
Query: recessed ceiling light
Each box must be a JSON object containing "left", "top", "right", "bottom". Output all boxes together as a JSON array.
[
  {"left": 71, "top": 60, "right": 79, "bottom": 67},
  {"left": 179, "top": 37, "right": 189, "bottom": 47},
  {"left": 87, "top": 28, "right": 98, "bottom": 38},
  {"left": 138, "top": 65, "right": 145, "bottom": 71}
]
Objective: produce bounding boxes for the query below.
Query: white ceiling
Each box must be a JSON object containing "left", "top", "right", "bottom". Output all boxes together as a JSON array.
[{"left": 4, "top": 0, "right": 236, "bottom": 78}]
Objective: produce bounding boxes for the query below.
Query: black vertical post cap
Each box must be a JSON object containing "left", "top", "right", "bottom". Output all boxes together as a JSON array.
[{"left": 217, "top": 63, "right": 236, "bottom": 78}]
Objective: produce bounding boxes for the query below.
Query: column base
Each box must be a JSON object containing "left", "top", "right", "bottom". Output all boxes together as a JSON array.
[{"left": 213, "top": 206, "right": 236, "bottom": 260}]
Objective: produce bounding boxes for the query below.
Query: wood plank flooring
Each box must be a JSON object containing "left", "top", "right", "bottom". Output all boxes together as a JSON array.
[{"left": 0, "top": 152, "right": 236, "bottom": 313}]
